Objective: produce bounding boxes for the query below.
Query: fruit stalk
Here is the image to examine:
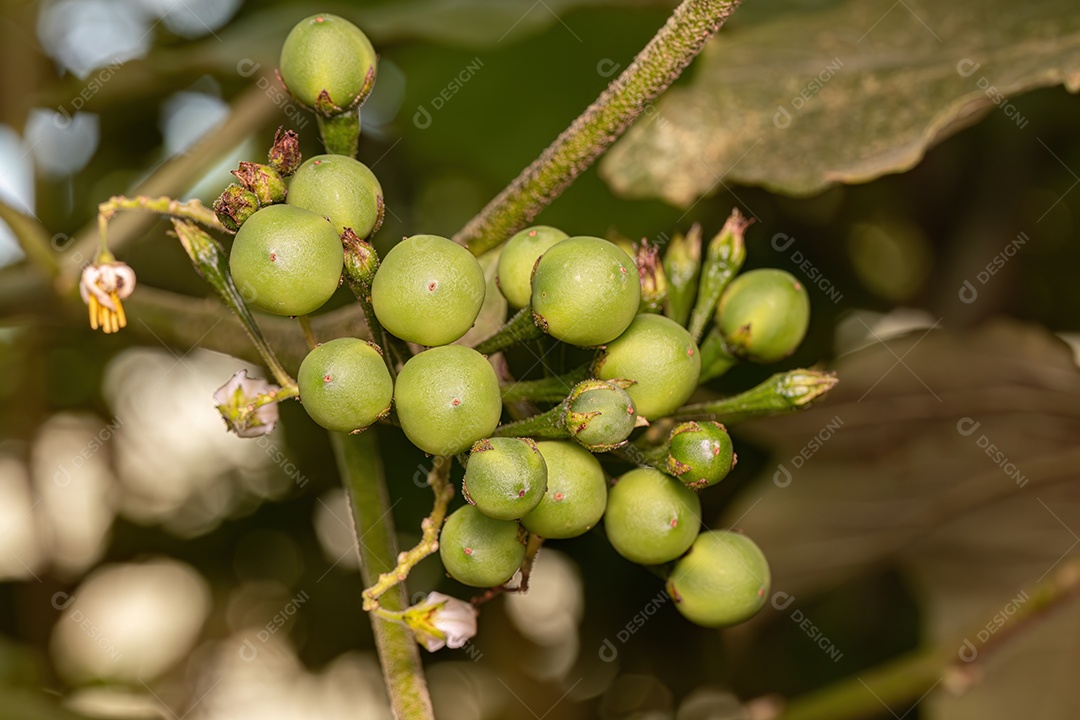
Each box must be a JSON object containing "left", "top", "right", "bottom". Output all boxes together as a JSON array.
[
  {"left": 362, "top": 456, "right": 454, "bottom": 610},
  {"left": 663, "top": 224, "right": 702, "bottom": 326},
  {"left": 766, "top": 557, "right": 1080, "bottom": 720},
  {"left": 332, "top": 430, "right": 436, "bottom": 720},
  {"left": 491, "top": 402, "right": 571, "bottom": 440},
  {"left": 316, "top": 109, "right": 361, "bottom": 157},
  {"left": 673, "top": 369, "right": 838, "bottom": 424},
  {"left": 473, "top": 305, "right": 545, "bottom": 355},
  {"left": 170, "top": 219, "right": 293, "bottom": 387},
  {"left": 698, "top": 328, "right": 739, "bottom": 382},
  {"left": 687, "top": 209, "right": 750, "bottom": 342},
  {"left": 99, "top": 195, "right": 227, "bottom": 238},
  {"left": 453, "top": 0, "right": 743, "bottom": 256},
  {"left": 500, "top": 363, "right": 592, "bottom": 403},
  {"left": 341, "top": 229, "right": 409, "bottom": 374}
]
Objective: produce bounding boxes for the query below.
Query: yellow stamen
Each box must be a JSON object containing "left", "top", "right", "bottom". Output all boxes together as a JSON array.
[
  {"left": 113, "top": 292, "right": 127, "bottom": 329},
  {"left": 89, "top": 296, "right": 100, "bottom": 330}
]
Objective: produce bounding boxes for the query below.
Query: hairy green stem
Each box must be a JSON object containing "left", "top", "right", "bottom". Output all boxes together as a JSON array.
[
  {"left": 98, "top": 195, "right": 227, "bottom": 241},
  {"left": 474, "top": 305, "right": 545, "bottom": 355},
  {"left": 317, "top": 109, "right": 361, "bottom": 156},
  {"left": 492, "top": 402, "right": 570, "bottom": 440},
  {"left": 770, "top": 559, "right": 1080, "bottom": 720},
  {"left": 674, "top": 370, "right": 838, "bottom": 424},
  {"left": 698, "top": 328, "right": 739, "bottom": 382},
  {"left": 453, "top": 0, "right": 743, "bottom": 255},
  {"left": 500, "top": 363, "right": 592, "bottom": 403},
  {"left": 363, "top": 456, "right": 454, "bottom": 610},
  {"left": 332, "top": 431, "right": 435, "bottom": 720}
]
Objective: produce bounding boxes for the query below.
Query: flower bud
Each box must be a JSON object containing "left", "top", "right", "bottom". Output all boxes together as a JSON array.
[
  {"left": 232, "top": 161, "right": 288, "bottom": 206},
  {"left": 402, "top": 592, "right": 478, "bottom": 652},
  {"left": 267, "top": 127, "right": 302, "bottom": 176},
  {"left": 213, "top": 183, "right": 260, "bottom": 232},
  {"left": 635, "top": 239, "right": 667, "bottom": 314},
  {"left": 341, "top": 227, "right": 379, "bottom": 291},
  {"left": 213, "top": 369, "right": 281, "bottom": 438},
  {"left": 666, "top": 421, "right": 735, "bottom": 490},
  {"left": 561, "top": 379, "right": 643, "bottom": 452}
]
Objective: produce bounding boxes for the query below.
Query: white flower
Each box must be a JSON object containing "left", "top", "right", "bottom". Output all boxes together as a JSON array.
[
  {"left": 213, "top": 369, "right": 280, "bottom": 438},
  {"left": 80, "top": 260, "right": 136, "bottom": 334},
  {"left": 402, "top": 592, "right": 478, "bottom": 652}
]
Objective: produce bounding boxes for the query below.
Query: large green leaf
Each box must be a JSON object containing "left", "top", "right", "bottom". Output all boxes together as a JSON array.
[
  {"left": 601, "top": 0, "right": 1080, "bottom": 200},
  {"left": 724, "top": 319, "right": 1080, "bottom": 718}
]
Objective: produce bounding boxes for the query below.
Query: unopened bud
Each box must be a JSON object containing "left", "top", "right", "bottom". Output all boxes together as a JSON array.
[
  {"left": 636, "top": 239, "right": 667, "bottom": 314},
  {"left": 267, "top": 127, "right": 302, "bottom": 176},
  {"left": 213, "top": 183, "right": 260, "bottom": 232},
  {"left": 341, "top": 228, "right": 380, "bottom": 291},
  {"left": 232, "top": 161, "right": 288, "bottom": 205}
]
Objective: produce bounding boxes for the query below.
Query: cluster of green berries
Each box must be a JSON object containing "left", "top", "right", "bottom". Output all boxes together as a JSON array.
[{"left": 215, "top": 13, "right": 815, "bottom": 630}]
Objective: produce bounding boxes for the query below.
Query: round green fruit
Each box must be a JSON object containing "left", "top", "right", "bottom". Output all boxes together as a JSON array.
[
  {"left": 520, "top": 441, "right": 607, "bottom": 539},
  {"left": 463, "top": 437, "right": 547, "bottom": 521},
  {"left": 595, "top": 314, "right": 700, "bottom": 420},
  {"left": 563, "top": 379, "right": 638, "bottom": 452},
  {"left": 496, "top": 225, "right": 568, "bottom": 308},
  {"left": 716, "top": 269, "right": 809, "bottom": 363},
  {"left": 393, "top": 345, "right": 501, "bottom": 456},
  {"left": 297, "top": 338, "right": 393, "bottom": 433},
  {"left": 439, "top": 505, "right": 526, "bottom": 587},
  {"left": 371, "top": 234, "right": 486, "bottom": 347},
  {"left": 531, "top": 236, "right": 640, "bottom": 347},
  {"left": 666, "top": 421, "right": 735, "bottom": 490},
  {"left": 279, "top": 14, "right": 377, "bottom": 110},
  {"left": 604, "top": 468, "right": 701, "bottom": 565},
  {"left": 286, "top": 155, "right": 383, "bottom": 238},
  {"left": 229, "top": 204, "right": 343, "bottom": 316},
  {"left": 666, "top": 530, "right": 770, "bottom": 627}
]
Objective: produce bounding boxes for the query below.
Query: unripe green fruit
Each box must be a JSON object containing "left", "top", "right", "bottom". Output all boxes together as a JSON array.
[
  {"left": 716, "top": 269, "right": 810, "bottom": 363},
  {"left": 521, "top": 441, "right": 606, "bottom": 539},
  {"left": 595, "top": 314, "right": 700, "bottom": 419},
  {"left": 229, "top": 204, "right": 343, "bottom": 316},
  {"left": 394, "top": 346, "right": 501, "bottom": 456},
  {"left": 531, "top": 236, "right": 640, "bottom": 347},
  {"left": 463, "top": 437, "right": 547, "bottom": 521},
  {"left": 297, "top": 338, "right": 392, "bottom": 433},
  {"left": 371, "top": 235, "right": 486, "bottom": 347},
  {"left": 279, "top": 14, "right": 377, "bottom": 111},
  {"left": 666, "top": 530, "right": 770, "bottom": 628},
  {"left": 563, "top": 379, "right": 638, "bottom": 452},
  {"left": 604, "top": 468, "right": 701, "bottom": 565},
  {"left": 439, "top": 505, "right": 526, "bottom": 587},
  {"left": 666, "top": 421, "right": 735, "bottom": 490},
  {"left": 287, "top": 155, "right": 383, "bottom": 238},
  {"left": 496, "top": 225, "right": 568, "bottom": 308}
]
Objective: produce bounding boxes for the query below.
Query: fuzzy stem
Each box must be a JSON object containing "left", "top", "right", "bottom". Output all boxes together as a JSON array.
[
  {"left": 332, "top": 431, "right": 435, "bottom": 720},
  {"left": 341, "top": 229, "right": 409, "bottom": 376},
  {"left": 363, "top": 456, "right": 455, "bottom": 611},
  {"left": 698, "top": 328, "right": 739, "bottom": 382},
  {"left": 492, "top": 402, "right": 570, "bottom": 440},
  {"left": 500, "top": 363, "right": 592, "bottom": 403},
  {"left": 98, "top": 195, "right": 227, "bottom": 238},
  {"left": 453, "top": 0, "right": 743, "bottom": 255},
  {"left": 317, "top": 109, "right": 361, "bottom": 157},
  {"left": 297, "top": 315, "right": 318, "bottom": 350},
  {"left": 674, "top": 370, "right": 838, "bottom": 424},
  {"left": 474, "top": 305, "right": 545, "bottom": 355},
  {"left": 769, "top": 559, "right": 1080, "bottom": 720}
]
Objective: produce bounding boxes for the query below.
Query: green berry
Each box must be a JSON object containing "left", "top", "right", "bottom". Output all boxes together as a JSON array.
[
  {"left": 229, "top": 204, "right": 343, "bottom": 316},
  {"left": 562, "top": 379, "right": 638, "bottom": 452},
  {"left": 716, "top": 269, "right": 810, "bottom": 363},
  {"left": 604, "top": 468, "right": 700, "bottom": 565},
  {"left": 496, "top": 225, "right": 568, "bottom": 308},
  {"left": 594, "top": 314, "right": 700, "bottom": 420},
  {"left": 371, "top": 235, "right": 486, "bottom": 347},
  {"left": 520, "top": 441, "right": 607, "bottom": 539},
  {"left": 279, "top": 14, "right": 377, "bottom": 112},
  {"left": 297, "top": 338, "right": 392, "bottom": 433},
  {"left": 666, "top": 421, "right": 735, "bottom": 490},
  {"left": 531, "top": 236, "right": 640, "bottom": 347},
  {"left": 666, "top": 530, "right": 770, "bottom": 627},
  {"left": 463, "top": 437, "right": 547, "bottom": 521},
  {"left": 394, "top": 346, "right": 501, "bottom": 456},
  {"left": 286, "top": 155, "right": 383, "bottom": 238},
  {"left": 439, "top": 505, "right": 526, "bottom": 587}
]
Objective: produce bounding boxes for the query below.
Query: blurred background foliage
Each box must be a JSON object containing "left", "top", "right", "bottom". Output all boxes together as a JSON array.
[{"left": 0, "top": 0, "right": 1078, "bottom": 718}]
